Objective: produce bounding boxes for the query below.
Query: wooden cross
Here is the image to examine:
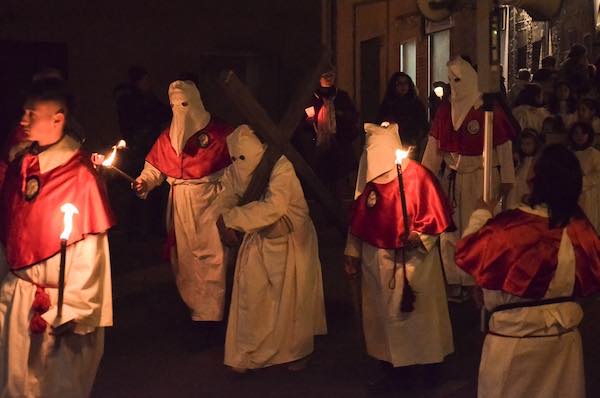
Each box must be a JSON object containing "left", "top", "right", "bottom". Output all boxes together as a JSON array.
[{"left": 218, "top": 48, "right": 348, "bottom": 232}]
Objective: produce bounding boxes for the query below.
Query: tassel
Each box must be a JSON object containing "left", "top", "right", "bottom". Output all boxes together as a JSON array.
[{"left": 400, "top": 248, "right": 415, "bottom": 313}]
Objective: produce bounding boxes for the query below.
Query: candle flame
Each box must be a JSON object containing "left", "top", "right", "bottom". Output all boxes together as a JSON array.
[
  {"left": 395, "top": 149, "right": 409, "bottom": 165},
  {"left": 59, "top": 203, "right": 79, "bottom": 240},
  {"left": 101, "top": 140, "right": 127, "bottom": 167},
  {"left": 304, "top": 106, "right": 315, "bottom": 118},
  {"left": 434, "top": 86, "right": 444, "bottom": 98}
]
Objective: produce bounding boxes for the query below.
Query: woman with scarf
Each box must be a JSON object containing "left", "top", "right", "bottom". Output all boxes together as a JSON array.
[{"left": 309, "top": 69, "right": 360, "bottom": 200}]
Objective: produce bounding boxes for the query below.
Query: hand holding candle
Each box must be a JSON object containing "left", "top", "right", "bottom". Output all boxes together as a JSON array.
[{"left": 98, "top": 140, "right": 136, "bottom": 184}]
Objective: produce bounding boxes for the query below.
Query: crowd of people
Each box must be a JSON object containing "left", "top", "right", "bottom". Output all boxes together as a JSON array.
[{"left": 0, "top": 42, "right": 599, "bottom": 398}]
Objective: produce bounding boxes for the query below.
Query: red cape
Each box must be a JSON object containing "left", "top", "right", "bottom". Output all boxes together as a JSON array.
[
  {"left": 145, "top": 117, "right": 232, "bottom": 179},
  {"left": 429, "top": 100, "right": 517, "bottom": 156},
  {"left": 350, "top": 160, "right": 454, "bottom": 249},
  {"left": 455, "top": 209, "right": 600, "bottom": 299},
  {"left": 1, "top": 149, "right": 115, "bottom": 270}
]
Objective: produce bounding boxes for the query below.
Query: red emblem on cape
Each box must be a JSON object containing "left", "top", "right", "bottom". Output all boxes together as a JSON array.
[{"left": 349, "top": 160, "right": 454, "bottom": 249}]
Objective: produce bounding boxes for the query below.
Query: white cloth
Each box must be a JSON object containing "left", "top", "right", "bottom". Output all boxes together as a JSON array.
[
  {"left": 0, "top": 234, "right": 111, "bottom": 398},
  {"left": 139, "top": 161, "right": 227, "bottom": 321},
  {"left": 505, "top": 156, "right": 534, "bottom": 209},
  {"left": 355, "top": 123, "right": 403, "bottom": 199},
  {"left": 512, "top": 105, "right": 551, "bottom": 133},
  {"left": 345, "top": 233, "right": 453, "bottom": 367},
  {"left": 421, "top": 136, "right": 515, "bottom": 285},
  {"left": 226, "top": 125, "right": 266, "bottom": 192},
  {"left": 168, "top": 80, "right": 210, "bottom": 155},
  {"left": 462, "top": 206, "right": 586, "bottom": 398},
  {"left": 448, "top": 56, "right": 482, "bottom": 131},
  {"left": 216, "top": 151, "right": 327, "bottom": 369},
  {"left": 574, "top": 147, "right": 600, "bottom": 233}
]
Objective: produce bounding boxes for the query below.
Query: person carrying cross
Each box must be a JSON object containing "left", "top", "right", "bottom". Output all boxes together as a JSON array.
[{"left": 214, "top": 125, "right": 327, "bottom": 373}]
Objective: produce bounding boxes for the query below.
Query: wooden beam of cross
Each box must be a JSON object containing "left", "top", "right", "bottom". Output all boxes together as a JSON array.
[{"left": 218, "top": 49, "right": 348, "bottom": 233}]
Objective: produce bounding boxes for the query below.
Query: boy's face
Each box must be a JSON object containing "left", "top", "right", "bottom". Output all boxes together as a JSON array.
[
  {"left": 520, "top": 136, "right": 537, "bottom": 156},
  {"left": 572, "top": 126, "right": 590, "bottom": 147},
  {"left": 20, "top": 100, "right": 65, "bottom": 145}
]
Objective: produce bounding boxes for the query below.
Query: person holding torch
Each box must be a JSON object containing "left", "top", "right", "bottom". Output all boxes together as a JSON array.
[
  {"left": 133, "top": 80, "right": 233, "bottom": 333},
  {"left": 0, "top": 79, "right": 115, "bottom": 397},
  {"left": 344, "top": 122, "right": 454, "bottom": 392}
]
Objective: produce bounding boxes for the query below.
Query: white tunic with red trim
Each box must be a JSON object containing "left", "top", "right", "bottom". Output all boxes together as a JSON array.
[
  {"left": 139, "top": 117, "right": 233, "bottom": 321},
  {"left": 421, "top": 100, "right": 516, "bottom": 286},
  {"left": 0, "top": 135, "right": 113, "bottom": 398}
]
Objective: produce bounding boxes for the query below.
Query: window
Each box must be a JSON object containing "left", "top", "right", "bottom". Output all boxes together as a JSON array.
[
  {"left": 400, "top": 40, "right": 417, "bottom": 83},
  {"left": 429, "top": 29, "right": 450, "bottom": 85}
]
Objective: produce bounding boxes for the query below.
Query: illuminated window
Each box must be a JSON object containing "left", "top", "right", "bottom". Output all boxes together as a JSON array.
[{"left": 400, "top": 40, "right": 417, "bottom": 83}]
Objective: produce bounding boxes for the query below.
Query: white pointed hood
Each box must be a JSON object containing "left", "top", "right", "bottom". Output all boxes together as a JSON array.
[
  {"left": 168, "top": 80, "right": 210, "bottom": 154},
  {"left": 448, "top": 56, "right": 482, "bottom": 130},
  {"left": 354, "top": 122, "right": 403, "bottom": 199},
  {"left": 226, "top": 124, "right": 266, "bottom": 192}
]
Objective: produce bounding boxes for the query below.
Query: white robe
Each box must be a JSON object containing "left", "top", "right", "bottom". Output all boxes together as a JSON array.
[
  {"left": 344, "top": 234, "right": 454, "bottom": 367},
  {"left": 505, "top": 156, "right": 534, "bottom": 209},
  {"left": 463, "top": 207, "right": 585, "bottom": 398},
  {"left": 217, "top": 156, "right": 327, "bottom": 369},
  {"left": 0, "top": 234, "right": 111, "bottom": 398},
  {"left": 574, "top": 147, "right": 600, "bottom": 233},
  {"left": 421, "top": 137, "right": 515, "bottom": 286},
  {"left": 140, "top": 162, "right": 227, "bottom": 321}
]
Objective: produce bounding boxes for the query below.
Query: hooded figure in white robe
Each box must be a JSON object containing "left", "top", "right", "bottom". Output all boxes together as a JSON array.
[
  {"left": 344, "top": 123, "right": 454, "bottom": 372},
  {"left": 135, "top": 80, "right": 233, "bottom": 321},
  {"left": 421, "top": 56, "right": 516, "bottom": 294},
  {"left": 216, "top": 125, "right": 327, "bottom": 371}
]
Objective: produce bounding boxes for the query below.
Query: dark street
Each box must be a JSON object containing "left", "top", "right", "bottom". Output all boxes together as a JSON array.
[{"left": 92, "top": 217, "right": 600, "bottom": 398}]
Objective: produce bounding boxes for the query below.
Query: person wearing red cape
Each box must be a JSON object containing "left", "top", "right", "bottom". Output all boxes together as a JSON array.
[
  {"left": 0, "top": 80, "right": 114, "bottom": 396},
  {"left": 456, "top": 145, "right": 600, "bottom": 398},
  {"left": 344, "top": 122, "right": 454, "bottom": 392},
  {"left": 134, "top": 80, "right": 233, "bottom": 326},
  {"left": 421, "top": 56, "right": 517, "bottom": 301}
]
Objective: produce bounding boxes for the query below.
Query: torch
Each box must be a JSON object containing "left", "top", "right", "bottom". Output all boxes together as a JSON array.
[
  {"left": 393, "top": 148, "right": 415, "bottom": 313},
  {"left": 57, "top": 203, "right": 79, "bottom": 321},
  {"left": 100, "top": 140, "right": 136, "bottom": 183}
]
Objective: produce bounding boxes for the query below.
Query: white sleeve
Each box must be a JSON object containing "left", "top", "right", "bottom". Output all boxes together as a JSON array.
[
  {"left": 211, "top": 166, "right": 241, "bottom": 214},
  {"left": 42, "top": 233, "right": 112, "bottom": 334},
  {"left": 496, "top": 140, "right": 516, "bottom": 184},
  {"left": 137, "top": 161, "right": 166, "bottom": 198},
  {"left": 462, "top": 209, "right": 493, "bottom": 238},
  {"left": 421, "top": 136, "right": 443, "bottom": 176},
  {"left": 222, "top": 159, "right": 293, "bottom": 233}
]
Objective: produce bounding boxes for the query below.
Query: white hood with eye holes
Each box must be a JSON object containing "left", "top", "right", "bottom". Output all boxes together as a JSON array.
[
  {"left": 226, "top": 124, "right": 266, "bottom": 192},
  {"left": 354, "top": 122, "right": 403, "bottom": 199},
  {"left": 448, "top": 56, "right": 482, "bottom": 131},
  {"left": 168, "top": 80, "right": 210, "bottom": 155}
]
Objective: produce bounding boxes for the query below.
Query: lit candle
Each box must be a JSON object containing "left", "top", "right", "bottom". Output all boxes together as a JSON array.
[
  {"left": 100, "top": 140, "right": 136, "bottom": 183},
  {"left": 395, "top": 149, "right": 410, "bottom": 240},
  {"left": 57, "top": 203, "right": 79, "bottom": 320}
]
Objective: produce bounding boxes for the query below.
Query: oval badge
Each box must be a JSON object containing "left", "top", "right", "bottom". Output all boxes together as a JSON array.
[
  {"left": 467, "top": 120, "right": 480, "bottom": 135},
  {"left": 366, "top": 190, "right": 377, "bottom": 208},
  {"left": 198, "top": 133, "right": 210, "bottom": 148},
  {"left": 24, "top": 176, "right": 41, "bottom": 201}
]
